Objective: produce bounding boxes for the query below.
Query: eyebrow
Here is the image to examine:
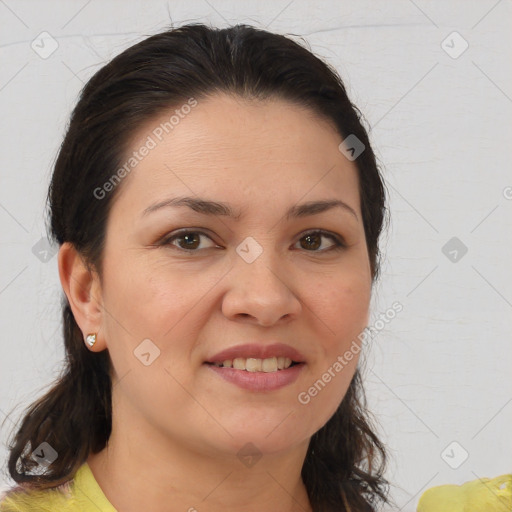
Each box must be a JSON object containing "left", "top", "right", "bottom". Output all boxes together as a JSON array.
[{"left": 142, "top": 196, "right": 358, "bottom": 221}]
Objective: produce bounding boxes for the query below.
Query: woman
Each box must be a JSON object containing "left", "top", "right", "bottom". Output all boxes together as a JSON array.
[{"left": 0, "top": 23, "right": 391, "bottom": 511}]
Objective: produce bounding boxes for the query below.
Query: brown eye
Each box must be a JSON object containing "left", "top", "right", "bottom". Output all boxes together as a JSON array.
[
  {"left": 301, "top": 233, "right": 322, "bottom": 251},
  {"left": 176, "top": 232, "right": 201, "bottom": 250},
  {"left": 161, "top": 230, "right": 218, "bottom": 252},
  {"left": 296, "top": 231, "right": 345, "bottom": 252}
]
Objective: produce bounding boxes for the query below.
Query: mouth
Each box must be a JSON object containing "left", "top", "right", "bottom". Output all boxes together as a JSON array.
[
  {"left": 203, "top": 343, "right": 306, "bottom": 391},
  {"left": 205, "top": 356, "right": 303, "bottom": 373},
  {"left": 204, "top": 358, "right": 305, "bottom": 392}
]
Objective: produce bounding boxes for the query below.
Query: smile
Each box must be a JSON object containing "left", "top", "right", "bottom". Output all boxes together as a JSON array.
[
  {"left": 205, "top": 360, "right": 305, "bottom": 392},
  {"left": 207, "top": 356, "right": 298, "bottom": 372}
]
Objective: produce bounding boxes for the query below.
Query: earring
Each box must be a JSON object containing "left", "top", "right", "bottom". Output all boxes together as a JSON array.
[{"left": 85, "top": 333, "right": 97, "bottom": 348}]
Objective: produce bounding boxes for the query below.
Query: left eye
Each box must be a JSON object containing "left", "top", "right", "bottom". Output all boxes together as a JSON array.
[{"left": 296, "top": 230, "right": 345, "bottom": 252}]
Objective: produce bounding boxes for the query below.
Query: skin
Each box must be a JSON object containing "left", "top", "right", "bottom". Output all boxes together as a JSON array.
[{"left": 59, "top": 93, "right": 372, "bottom": 512}]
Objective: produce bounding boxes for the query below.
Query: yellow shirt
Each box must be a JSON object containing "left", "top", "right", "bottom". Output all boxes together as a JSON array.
[
  {"left": 2, "top": 465, "right": 510, "bottom": 511},
  {"left": 417, "top": 473, "right": 512, "bottom": 512},
  {"left": 0, "top": 462, "right": 117, "bottom": 512}
]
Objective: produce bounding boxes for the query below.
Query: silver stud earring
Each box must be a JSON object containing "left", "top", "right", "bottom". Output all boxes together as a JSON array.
[{"left": 85, "top": 333, "right": 97, "bottom": 348}]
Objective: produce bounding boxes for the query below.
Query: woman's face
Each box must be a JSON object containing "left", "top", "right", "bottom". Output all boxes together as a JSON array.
[{"left": 96, "top": 93, "right": 372, "bottom": 458}]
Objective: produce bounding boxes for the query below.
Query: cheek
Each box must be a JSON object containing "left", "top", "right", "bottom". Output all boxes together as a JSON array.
[
  {"left": 310, "top": 269, "right": 371, "bottom": 348},
  {"left": 101, "top": 253, "right": 197, "bottom": 336},
  {"left": 299, "top": 269, "right": 369, "bottom": 414},
  {"left": 99, "top": 255, "right": 206, "bottom": 403}
]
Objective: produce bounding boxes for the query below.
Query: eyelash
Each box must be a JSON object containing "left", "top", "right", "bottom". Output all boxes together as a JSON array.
[{"left": 158, "top": 229, "right": 346, "bottom": 254}]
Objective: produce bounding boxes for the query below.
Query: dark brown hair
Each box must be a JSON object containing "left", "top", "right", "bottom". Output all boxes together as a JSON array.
[{"left": 2, "top": 23, "right": 392, "bottom": 511}]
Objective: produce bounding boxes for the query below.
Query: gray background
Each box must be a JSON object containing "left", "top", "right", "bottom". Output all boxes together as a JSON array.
[{"left": 1, "top": 1, "right": 511, "bottom": 510}]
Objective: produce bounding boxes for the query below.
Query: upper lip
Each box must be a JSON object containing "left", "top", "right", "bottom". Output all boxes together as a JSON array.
[{"left": 205, "top": 343, "right": 306, "bottom": 364}]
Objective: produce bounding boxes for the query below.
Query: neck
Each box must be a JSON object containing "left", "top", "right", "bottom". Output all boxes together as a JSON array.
[{"left": 86, "top": 406, "right": 312, "bottom": 512}]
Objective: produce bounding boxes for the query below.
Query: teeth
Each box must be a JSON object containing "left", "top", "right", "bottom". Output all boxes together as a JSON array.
[
  {"left": 233, "top": 358, "right": 245, "bottom": 370},
  {"left": 213, "top": 357, "right": 294, "bottom": 372},
  {"left": 261, "top": 357, "right": 277, "bottom": 372},
  {"left": 246, "top": 358, "right": 262, "bottom": 372}
]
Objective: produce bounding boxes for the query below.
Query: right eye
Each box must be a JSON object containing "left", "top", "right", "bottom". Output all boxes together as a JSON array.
[{"left": 159, "top": 229, "right": 220, "bottom": 252}]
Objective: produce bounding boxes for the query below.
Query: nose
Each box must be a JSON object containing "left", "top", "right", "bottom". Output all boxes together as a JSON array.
[{"left": 221, "top": 248, "right": 302, "bottom": 326}]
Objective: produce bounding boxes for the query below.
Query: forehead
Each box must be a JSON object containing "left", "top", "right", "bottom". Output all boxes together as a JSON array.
[{"left": 114, "top": 93, "right": 361, "bottom": 215}]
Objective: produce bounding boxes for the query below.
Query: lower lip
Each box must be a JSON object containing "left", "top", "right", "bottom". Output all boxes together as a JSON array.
[{"left": 205, "top": 363, "right": 305, "bottom": 392}]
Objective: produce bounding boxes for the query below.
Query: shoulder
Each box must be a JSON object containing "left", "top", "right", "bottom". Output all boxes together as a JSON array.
[
  {"left": 0, "top": 462, "right": 117, "bottom": 512},
  {"left": 417, "top": 473, "right": 512, "bottom": 511},
  {"left": 0, "top": 477, "right": 76, "bottom": 512}
]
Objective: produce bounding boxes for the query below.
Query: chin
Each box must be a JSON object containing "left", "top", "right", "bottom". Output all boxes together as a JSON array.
[
  {"left": 215, "top": 420, "right": 309, "bottom": 457},
  {"left": 223, "top": 436, "right": 305, "bottom": 461}
]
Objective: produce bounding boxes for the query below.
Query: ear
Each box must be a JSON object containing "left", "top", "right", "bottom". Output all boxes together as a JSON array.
[{"left": 58, "top": 242, "right": 105, "bottom": 351}]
